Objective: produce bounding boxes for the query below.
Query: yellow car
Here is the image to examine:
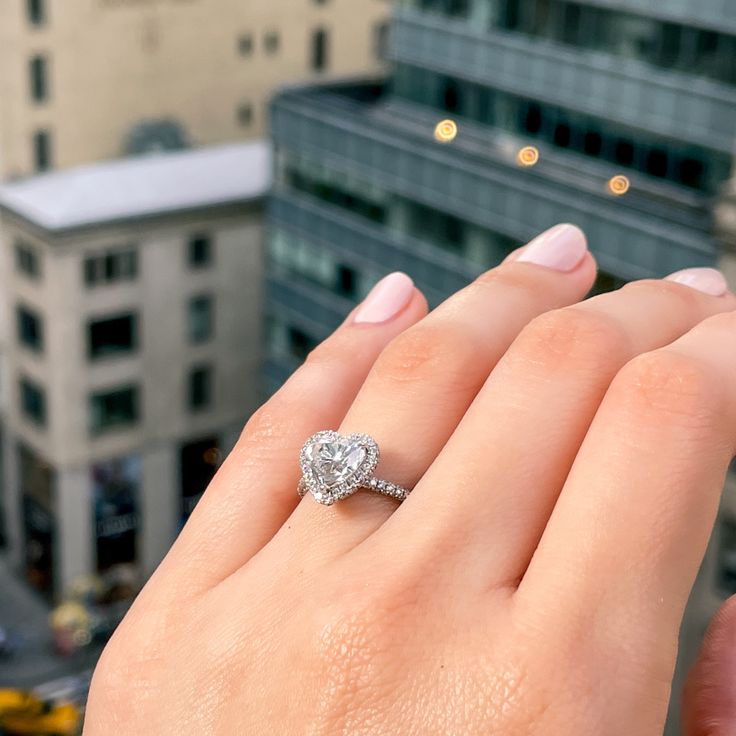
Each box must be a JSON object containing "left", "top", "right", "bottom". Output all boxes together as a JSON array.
[{"left": 0, "top": 688, "right": 81, "bottom": 736}]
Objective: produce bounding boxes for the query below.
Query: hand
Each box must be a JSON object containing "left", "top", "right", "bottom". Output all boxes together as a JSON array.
[{"left": 85, "top": 225, "right": 736, "bottom": 735}]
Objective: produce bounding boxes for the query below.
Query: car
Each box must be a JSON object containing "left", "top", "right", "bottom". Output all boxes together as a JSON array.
[{"left": 0, "top": 688, "right": 81, "bottom": 736}]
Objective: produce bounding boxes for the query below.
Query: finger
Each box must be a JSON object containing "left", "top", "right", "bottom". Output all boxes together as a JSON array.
[
  {"left": 522, "top": 310, "right": 736, "bottom": 683},
  {"left": 683, "top": 595, "right": 736, "bottom": 735},
  {"left": 377, "top": 269, "right": 735, "bottom": 588},
  {"left": 285, "top": 224, "right": 596, "bottom": 559},
  {"left": 155, "top": 273, "right": 428, "bottom": 592}
]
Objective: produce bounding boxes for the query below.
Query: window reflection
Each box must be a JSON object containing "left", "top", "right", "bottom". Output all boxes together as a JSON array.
[{"left": 412, "top": 0, "right": 736, "bottom": 87}]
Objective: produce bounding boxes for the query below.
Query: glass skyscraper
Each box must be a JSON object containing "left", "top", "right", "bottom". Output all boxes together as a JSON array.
[{"left": 265, "top": 0, "right": 736, "bottom": 394}]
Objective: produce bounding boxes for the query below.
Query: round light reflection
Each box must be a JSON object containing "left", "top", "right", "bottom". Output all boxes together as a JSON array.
[{"left": 434, "top": 119, "right": 458, "bottom": 143}]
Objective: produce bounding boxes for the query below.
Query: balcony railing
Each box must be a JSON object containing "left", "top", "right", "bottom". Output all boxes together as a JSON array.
[
  {"left": 570, "top": 0, "right": 736, "bottom": 35},
  {"left": 269, "top": 192, "right": 479, "bottom": 304},
  {"left": 265, "top": 269, "right": 353, "bottom": 339},
  {"left": 389, "top": 8, "right": 736, "bottom": 154},
  {"left": 271, "top": 88, "right": 716, "bottom": 281}
]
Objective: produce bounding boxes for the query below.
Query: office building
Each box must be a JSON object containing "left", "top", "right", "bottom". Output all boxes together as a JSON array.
[
  {"left": 0, "top": 142, "right": 270, "bottom": 597},
  {"left": 0, "top": 0, "right": 389, "bottom": 178},
  {"left": 265, "top": 0, "right": 736, "bottom": 390},
  {"left": 264, "top": 1, "right": 736, "bottom": 730}
]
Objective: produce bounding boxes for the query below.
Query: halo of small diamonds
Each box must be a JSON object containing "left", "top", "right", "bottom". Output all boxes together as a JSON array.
[{"left": 298, "top": 430, "right": 409, "bottom": 506}]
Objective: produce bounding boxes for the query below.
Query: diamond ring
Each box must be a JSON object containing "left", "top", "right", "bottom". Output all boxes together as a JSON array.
[{"left": 298, "top": 430, "right": 410, "bottom": 506}]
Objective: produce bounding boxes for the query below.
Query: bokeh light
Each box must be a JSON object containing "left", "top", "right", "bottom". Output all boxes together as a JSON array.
[
  {"left": 607, "top": 174, "right": 630, "bottom": 196},
  {"left": 434, "top": 119, "right": 458, "bottom": 143},
  {"left": 517, "top": 145, "right": 540, "bottom": 167},
  {"left": 203, "top": 447, "right": 221, "bottom": 466}
]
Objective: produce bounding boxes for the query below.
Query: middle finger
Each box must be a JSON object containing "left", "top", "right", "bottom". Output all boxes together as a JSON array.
[{"left": 382, "top": 267, "right": 734, "bottom": 589}]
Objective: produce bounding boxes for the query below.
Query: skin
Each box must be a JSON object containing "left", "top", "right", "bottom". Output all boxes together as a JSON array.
[{"left": 85, "top": 228, "right": 736, "bottom": 735}]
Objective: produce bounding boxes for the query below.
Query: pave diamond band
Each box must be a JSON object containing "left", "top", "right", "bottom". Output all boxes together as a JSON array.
[{"left": 298, "top": 430, "right": 411, "bottom": 506}]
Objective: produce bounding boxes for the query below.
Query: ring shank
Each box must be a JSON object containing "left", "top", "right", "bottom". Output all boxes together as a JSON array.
[{"left": 298, "top": 477, "right": 410, "bottom": 503}]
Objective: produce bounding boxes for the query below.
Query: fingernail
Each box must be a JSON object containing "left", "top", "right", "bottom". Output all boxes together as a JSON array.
[
  {"left": 516, "top": 224, "right": 588, "bottom": 272},
  {"left": 354, "top": 272, "right": 415, "bottom": 324},
  {"left": 665, "top": 268, "right": 729, "bottom": 297}
]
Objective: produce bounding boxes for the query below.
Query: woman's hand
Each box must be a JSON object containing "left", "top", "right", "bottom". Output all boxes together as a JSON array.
[{"left": 84, "top": 225, "right": 736, "bottom": 735}]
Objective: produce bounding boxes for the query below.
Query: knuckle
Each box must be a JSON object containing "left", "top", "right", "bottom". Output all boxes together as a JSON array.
[
  {"left": 613, "top": 350, "right": 723, "bottom": 428},
  {"left": 371, "top": 323, "right": 482, "bottom": 392},
  {"left": 623, "top": 278, "right": 700, "bottom": 306},
  {"left": 236, "top": 404, "right": 290, "bottom": 462},
  {"left": 305, "top": 592, "right": 403, "bottom": 731},
  {"left": 509, "top": 307, "right": 629, "bottom": 376},
  {"left": 303, "top": 338, "right": 340, "bottom": 368},
  {"left": 475, "top": 265, "right": 545, "bottom": 300}
]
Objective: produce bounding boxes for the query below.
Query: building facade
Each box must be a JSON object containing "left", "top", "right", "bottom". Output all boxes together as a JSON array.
[
  {"left": 0, "top": 142, "right": 269, "bottom": 598},
  {"left": 265, "top": 1, "right": 736, "bottom": 731},
  {"left": 265, "top": 0, "right": 736, "bottom": 386},
  {"left": 0, "top": 0, "right": 389, "bottom": 179}
]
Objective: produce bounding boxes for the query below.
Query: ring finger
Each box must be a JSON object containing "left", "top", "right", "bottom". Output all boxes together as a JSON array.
[{"left": 285, "top": 224, "right": 596, "bottom": 558}]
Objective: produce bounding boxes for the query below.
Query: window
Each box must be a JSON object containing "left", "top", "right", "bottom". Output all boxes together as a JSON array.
[
  {"left": 188, "top": 365, "right": 213, "bottom": 411},
  {"left": 88, "top": 314, "right": 138, "bottom": 360},
  {"left": 717, "top": 516, "right": 736, "bottom": 593},
  {"left": 90, "top": 386, "right": 139, "bottom": 433},
  {"left": 17, "top": 305, "right": 43, "bottom": 352},
  {"left": 15, "top": 241, "right": 41, "bottom": 278},
  {"left": 33, "top": 129, "right": 52, "bottom": 171},
  {"left": 20, "top": 377, "right": 46, "bottom": 426},
  {"left": 374, "top": 22, "right": 389, "bottom": 59},
  {"left": 523, "top": 103, "right": 543, "bottom": 134},
  {"left": 614, "top": 139, "right": 635, "bottom": 166},
  {"left": 646, "top": 148, "right": 669, "bottom": 178},
  {"left": 288, "top": 326, "right": 317, "bottom": 362},
  {"left": 237, "top": 102, "right": 253, "bottom": 127},
  {"left": 188, "top": 295, "right": 214, "bottom": 344},
  {"left": 442, "top": 80, "right": 462, "bottom": 113},
  {"left": 679, "top": 157, "right": 704, "bottom": 189},
  {"left": 264, "top": 31, "right": 280, "bottom": 54},
  {"left": 311, "top": 28, "right": 329, "bottom": 71},
  {"left": 188, "top": 234, "right": 213, "bottom": 268},
  {"left": 553, "top": 122, "right": 571, "bottom": 147},
  {"left": 584, "top": 131, "right": 603, "bottom": 156},
  {"left": 27, "top": 0, "right": 46, "bottom": 26},
  {"left": 238, "top": 33, "right": 253, "bottom": 56},
  {"left": 84, "top": 248, "right": 138, "bottom": 287},
  {"left": 180, "top": 437, "right": 220, "bottom": 522},
  {"left": 336, "top": 265, "right": 357, "bottom": 298},
  {"left": 29, "top": 55, "right": 49, "bottom": 103}
]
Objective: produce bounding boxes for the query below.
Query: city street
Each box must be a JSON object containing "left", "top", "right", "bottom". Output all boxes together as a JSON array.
[{"left": 0, "top": 556, "right": 101, "bottom": 692}]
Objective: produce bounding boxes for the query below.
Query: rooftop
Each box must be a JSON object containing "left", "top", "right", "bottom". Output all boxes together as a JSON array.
[{"left": 0, "top": 141, "right": 272, "bottom": 232}]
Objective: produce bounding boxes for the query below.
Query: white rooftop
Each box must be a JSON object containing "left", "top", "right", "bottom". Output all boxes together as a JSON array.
[{"left": 0, "top": 141, "right": 272, "bottom": 231}]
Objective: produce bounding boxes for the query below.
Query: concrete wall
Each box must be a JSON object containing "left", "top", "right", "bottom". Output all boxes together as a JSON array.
[
  {"left": 0, "top": 0, "right": 389, "bottom": 178},
  {"left": 0, "top": 202, "right": 264, "bottom": 593}
]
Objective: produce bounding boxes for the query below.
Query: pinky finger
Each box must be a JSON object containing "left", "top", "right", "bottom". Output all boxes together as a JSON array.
[
  {"left": 682, "top": 595, "right": 736, "bottom": 735},
  {"left": 158, "top": 273, "right": 428, "bottom": 592}
]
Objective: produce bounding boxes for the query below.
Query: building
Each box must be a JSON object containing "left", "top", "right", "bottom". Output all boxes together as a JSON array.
[
  {"left": 265, "top": 1, "right": 736, "bottom": 731},
  {"left": 0, "top": 141, "right": 270, "bottom": 598},
  {"left": 0, "top": 0, "right": 389, "bottom": 179},
  {"left": 266, "top": 0, "right": 736, "bottom": 391}
]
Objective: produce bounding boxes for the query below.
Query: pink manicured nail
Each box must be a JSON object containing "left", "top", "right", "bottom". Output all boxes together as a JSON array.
[
  {"left": 516, "top": 224, "right": 588, "bottom": 272},
  {"left": 665, "top": 268, "right": 729, "bottom": 296},
  {"left": 354, "top": 272, "right": 415, "bottom": 324}
]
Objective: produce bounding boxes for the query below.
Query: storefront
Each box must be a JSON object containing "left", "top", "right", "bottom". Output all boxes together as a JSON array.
[
  {"left": 92, "top": 455, "right": 140, "bottom": 575},
  {"left": 19, "top": 443, "right": 56, "bottom": 597},
  {"left": 180, "top": 437, "right": 220, "bottom": 527}
]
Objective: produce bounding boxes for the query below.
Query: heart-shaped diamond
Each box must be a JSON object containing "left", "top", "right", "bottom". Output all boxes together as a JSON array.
[{"left": 300, "top": 431, "right": 379, "bottom": 505}]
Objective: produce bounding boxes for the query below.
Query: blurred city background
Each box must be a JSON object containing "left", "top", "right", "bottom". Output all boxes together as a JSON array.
[{"left": 0, "top": 0, "right": 734, "bottom": 733}]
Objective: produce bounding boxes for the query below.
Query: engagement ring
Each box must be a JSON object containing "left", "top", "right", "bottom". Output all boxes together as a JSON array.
[{"left": 298, "top": 430, "right": 410, "bottom": 506}]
